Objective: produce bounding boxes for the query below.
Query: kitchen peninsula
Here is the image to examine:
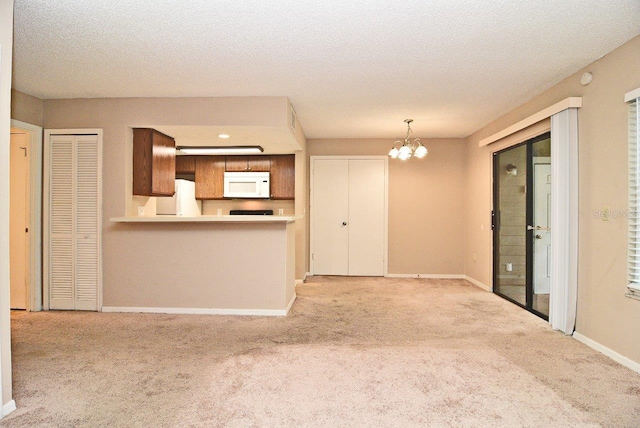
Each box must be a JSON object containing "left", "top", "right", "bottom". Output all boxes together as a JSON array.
[{"left": 109, "top": 214, "right": 298, "bottom": 316}]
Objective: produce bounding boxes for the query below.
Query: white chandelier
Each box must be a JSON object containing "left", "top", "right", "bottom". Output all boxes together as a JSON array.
[{"left": 388, "top": 119, "right": 428, "bottom": 160}]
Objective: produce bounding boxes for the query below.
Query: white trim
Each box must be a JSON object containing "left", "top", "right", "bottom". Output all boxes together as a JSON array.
[
  {"left": 309, "top": 156, "right": 389, "bottom": 276},
  {"left": 573, "top": 332, "right": 640, "bottom": 374},
  {"left": 625, "top": 87, "right": 640, "bottom": 103},
  {"left": 43, "top": 129, "right": 104, "bottom": 311},
  {"left": 479, "top": 97, "right": 582, "bottom": 147},
  {"left": 463, "top": 276, "right": 492, "bottom": 292},
  {"left": 285, "top": 292, "right": 296, "bottom": 313},
  {"left": 380, "top": 274, "right": 491, "bottom": 291},
  {"left": 295, "top": 272, "right": 308, "bottom": 286},
  {"left": 2, "top": 400, "right": 16, "bottom": 417},
  {"left": 10, "top": 120, "right": 43, "bottom": 311},
  {"left": 385, "top": 273, "right": 465, "bottom": 279}
]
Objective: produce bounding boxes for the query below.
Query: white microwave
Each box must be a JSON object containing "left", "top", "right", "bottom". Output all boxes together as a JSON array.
[{"left": 223, "top": 172, "right": 270, "bottom": 199}]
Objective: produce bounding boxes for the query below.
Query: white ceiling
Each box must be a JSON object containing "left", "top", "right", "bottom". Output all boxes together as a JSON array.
[{"left": 12, "top": 1, "right": 640, "bottom": 139}]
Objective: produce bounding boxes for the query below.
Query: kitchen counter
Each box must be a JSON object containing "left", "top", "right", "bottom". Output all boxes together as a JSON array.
[
  {"left": 110, "top": 215, "right": 300, "bottom": 223},
  {"left": 104, "top": 215, "right": 298, "bottom": 316}
]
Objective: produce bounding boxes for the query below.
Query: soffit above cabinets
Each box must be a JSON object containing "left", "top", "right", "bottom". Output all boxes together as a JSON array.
[{"left": 154, "top": 126, "right": 301, "bottom": 155}]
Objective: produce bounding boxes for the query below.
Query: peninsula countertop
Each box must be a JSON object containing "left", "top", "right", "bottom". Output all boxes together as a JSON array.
[{"left": 110, "top": 215, "right": 301, "bottom": 223}]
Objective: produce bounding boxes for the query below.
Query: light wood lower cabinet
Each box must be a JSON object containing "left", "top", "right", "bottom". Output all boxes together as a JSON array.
[{"left": 195, "top": 156, "right": 225, "bottom": 199}]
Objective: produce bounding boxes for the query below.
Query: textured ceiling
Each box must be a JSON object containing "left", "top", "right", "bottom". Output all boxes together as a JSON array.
[{"left": 12, "top": 1, "right": 640, "bottom": 139}]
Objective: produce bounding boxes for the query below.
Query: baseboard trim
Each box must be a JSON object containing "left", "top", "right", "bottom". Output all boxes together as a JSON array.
[
  {"left": 463, "top": 276, "right": 492, "bottom": 292},
  {"left": 385, "top": 274, "right": 465, "bottom": 279},
  {"left": 573, "top": 332, "right": 640, "bottom": 374},
  {"left": 102, "top": 296, "right": 297, "bottom": 317},
  {"left": 285, "top": 292, "right": 297, "bottom": 314},
  {"left": 295, "top": 273, "right": 308, "bottom": 286},
  {"left": 2, "top": 400, "right": 16, "bottom": 418}
]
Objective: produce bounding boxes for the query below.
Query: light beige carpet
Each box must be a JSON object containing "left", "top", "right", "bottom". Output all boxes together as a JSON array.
[{"left": 2, "top": 277, "right": 640, "bottom": 427}]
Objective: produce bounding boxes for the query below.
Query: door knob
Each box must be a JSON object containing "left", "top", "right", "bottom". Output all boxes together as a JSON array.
[{"left": 342, "top": 222, "right": 347, "bottom": 226}]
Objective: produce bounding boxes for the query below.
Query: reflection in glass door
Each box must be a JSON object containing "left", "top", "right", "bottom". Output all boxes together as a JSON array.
[{"left": 493, "top": 133, "right": 551, "bottom": 319}]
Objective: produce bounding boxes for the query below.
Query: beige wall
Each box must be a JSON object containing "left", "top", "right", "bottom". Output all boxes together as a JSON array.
[
  {"left": 10, "top": 89, "right": 44, "bottom": 127},
  {"left": 0, "top": 0, "right": 14, "bottom": 407},
  {"left": 41, "top": 96, "right": 309, "bottom": 307},
  {"left": 308, "top": 138, "right": 466, "bottom": 275},
  {"left": 465, "top": 35, "right": 640, "bottom": 364}
]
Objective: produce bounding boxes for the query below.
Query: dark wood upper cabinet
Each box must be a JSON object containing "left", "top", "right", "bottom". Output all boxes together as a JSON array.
[
  {"left": 225, "top": 156, "right": 271, "bottom": 172},
  {"left": 270, "top": 155, "right": 295, "bottom": 200},
  {"left": 175, "top": 155, "right": 196, "bottom": 174},
  {"left": 133, "top": 128, "right": 176, "bottom": 196},
  {"left": 195, "top": 156, "right": 225, "bottom": 199}
]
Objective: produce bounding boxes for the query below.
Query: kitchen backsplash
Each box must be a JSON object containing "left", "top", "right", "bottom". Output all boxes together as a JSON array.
[{"left": 201, "top": 199, "right": 295, "bottom": 215}]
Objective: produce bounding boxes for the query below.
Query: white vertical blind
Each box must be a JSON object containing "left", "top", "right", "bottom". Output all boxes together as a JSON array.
[{"left": 628, "top": 98, "right": 640, "bottom": 299}]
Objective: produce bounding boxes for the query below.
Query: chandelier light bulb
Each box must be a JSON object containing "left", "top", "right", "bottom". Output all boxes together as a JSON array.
[
  {"left": 414, "top": 144, "right": 428, "bottom": 158},
  {"left": 389, "top": 119, "right": 428, "bottom": 160},
  {"left": 398, "top": 145, "right": 412, "bottom": 160}
]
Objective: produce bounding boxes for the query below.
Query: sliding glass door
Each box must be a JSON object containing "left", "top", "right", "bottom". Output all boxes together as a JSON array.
[{"left": 493, "top": 132, "right": 551, "bottom": 319}]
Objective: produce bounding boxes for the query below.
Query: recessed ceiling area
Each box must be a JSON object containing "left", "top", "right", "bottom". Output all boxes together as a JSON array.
[
  {"left": 154, "top": 126, "right": 302, "bottom": 154},
  {"left": 12, "top": 1, "right": 640, "bottom": 139}
]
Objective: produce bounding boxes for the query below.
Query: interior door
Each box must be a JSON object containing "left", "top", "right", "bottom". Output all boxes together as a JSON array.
[
  {"left": 311, "top": 158, "right": 386, "bottom": 276},
  {"left": 10, "top": 132, "right": 29, "bottom": 310},
  {"left": 493, "top": 133, "right": 551, "bottom": 319},
  {"left": 312, "top": 159, "right": 349, "bottom": 275},
  {"left": 48, "top": 134, "right": 100, "bottom": 311},
  {"left": 348, "top": 160, "right": 385, "bottom": 276}
]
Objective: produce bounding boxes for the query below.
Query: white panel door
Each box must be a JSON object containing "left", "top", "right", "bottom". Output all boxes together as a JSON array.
[
  {"left": 312, "top": 159, "right": 349, "bottom": 275},
  {"left": 348, "top": 160, "right": 385, "bottom": 276},
  {"left": 311, "top": 158, "right": 386, "bottom": 276},
  {"left": 48, "top": 134, "right": 100, "bottom": 310}
]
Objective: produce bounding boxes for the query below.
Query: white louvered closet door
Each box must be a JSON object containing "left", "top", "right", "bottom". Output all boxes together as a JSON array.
[{"left": 48, "top": 134, "right": 100, "bottom": 310}]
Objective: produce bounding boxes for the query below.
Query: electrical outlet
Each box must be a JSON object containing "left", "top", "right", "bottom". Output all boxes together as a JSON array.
[{"left": 506, "top": 263, "right": 513, "bottom": 272}]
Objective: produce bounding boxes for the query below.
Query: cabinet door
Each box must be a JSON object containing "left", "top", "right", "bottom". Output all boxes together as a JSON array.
[
  {"left": 247, "top": 156, "right": 271, "bottom": 172},
  {"left": 225, "top": 156, "right": 249, "bottom": 171},
  {"left": 195, "top": 156, "right": 225, "bottom": 199},
  {"left": 176, "top": 155, "right": 196, "bottom": 173},
  {"left": 270, "top": 155, "right": 295, "bottom": 199},
  {"left": 133, "top": 128, "right": 175, "bottom": 196},
  {"left": 225, "top": 156, "right": 271, "bottom": 171}
]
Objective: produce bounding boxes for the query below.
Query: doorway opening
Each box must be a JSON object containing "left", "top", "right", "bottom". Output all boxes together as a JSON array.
[{"left": 493, "top": 132, "right": 551, "bottom": 319}]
